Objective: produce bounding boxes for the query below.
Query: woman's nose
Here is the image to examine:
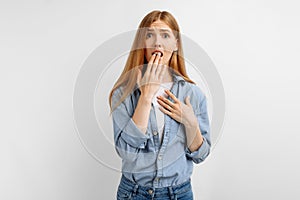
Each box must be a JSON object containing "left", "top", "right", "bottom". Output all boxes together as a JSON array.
[{"left": 154, "top": 36, "right": 162, "bottom": 47}]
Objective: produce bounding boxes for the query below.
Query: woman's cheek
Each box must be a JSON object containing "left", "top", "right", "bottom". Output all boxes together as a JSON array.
[{"left": 164, "top": 53, "right": 173, "bottom": 64}]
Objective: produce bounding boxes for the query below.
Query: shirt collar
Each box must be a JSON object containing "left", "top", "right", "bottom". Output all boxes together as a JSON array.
[{"left": 172, "top": 72, "right": 186, "bottom": 85}]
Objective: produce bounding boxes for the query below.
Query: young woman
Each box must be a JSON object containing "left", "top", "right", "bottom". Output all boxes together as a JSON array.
[{"left": 109, "top": 10, "right": 211, "bottom": 200}]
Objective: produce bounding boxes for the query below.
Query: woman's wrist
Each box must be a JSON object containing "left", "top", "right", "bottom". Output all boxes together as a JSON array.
[
  {"left": 188, "top": 136, "right": 204, "bottom": 152},
  {"left": 139, "top": 93, "right": 153, "bottom": 103},
  {"left": 183, "top": 116, "right": 198, "bottom": 129}
]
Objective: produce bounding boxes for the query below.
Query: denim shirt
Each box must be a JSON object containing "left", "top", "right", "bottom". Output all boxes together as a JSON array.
[{"left": 111, "top": 73, "right": 211, "bottom": 188}]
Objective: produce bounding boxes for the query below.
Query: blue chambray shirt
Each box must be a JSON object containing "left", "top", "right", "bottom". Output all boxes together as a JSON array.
[{"left": 111, "top": 72, "right": 211, "bottom": 188}]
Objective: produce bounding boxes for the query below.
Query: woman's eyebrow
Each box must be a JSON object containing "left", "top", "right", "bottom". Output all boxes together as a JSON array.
[{"left": 146, "top": 28, "right": 171, "bottom": 33}]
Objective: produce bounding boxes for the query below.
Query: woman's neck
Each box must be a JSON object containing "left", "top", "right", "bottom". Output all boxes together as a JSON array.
[{"left": 161, "top": 70, "right": 173, "bottom": 83}]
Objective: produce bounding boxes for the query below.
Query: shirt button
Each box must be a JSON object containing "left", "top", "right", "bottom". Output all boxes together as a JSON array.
[
  {"left": 158, "top": 155, "right": 162, "bottom": 160},
  {"left": 148, "top": 189, "right": 153, "bottom": 194},
  {"left": 153, "top": 131, "right": 158, "bottom": 136},
  {"left": 155, "top": 177, "right": 160, "bottom": 181}
]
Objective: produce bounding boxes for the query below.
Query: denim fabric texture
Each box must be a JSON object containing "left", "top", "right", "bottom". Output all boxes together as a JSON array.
[
  {"left": 112, "top": 72, "right": 211, "bottom": 189},
  {"left": 117, "top": 174, "right": 193, "bottom": 200}
]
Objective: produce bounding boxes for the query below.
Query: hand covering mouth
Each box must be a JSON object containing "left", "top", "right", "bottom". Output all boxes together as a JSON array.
[{"left": 152, "top": 50, "right": 163, "bottom": 57}]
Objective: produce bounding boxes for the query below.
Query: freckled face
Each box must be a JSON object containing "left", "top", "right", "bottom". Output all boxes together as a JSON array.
[{"left": 144, "top": 20, "right": 178, "bottom": 65}]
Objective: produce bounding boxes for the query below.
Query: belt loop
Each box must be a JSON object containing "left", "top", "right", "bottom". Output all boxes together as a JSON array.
[
  {"left": 168, "top": 186, "right": 175, "bottom": 200},
  {"left": 132, "top": 184, "right": 139, "bottom": 196},
  {"left": 152, "top": 188, "right": 156, "bottom": 198}
]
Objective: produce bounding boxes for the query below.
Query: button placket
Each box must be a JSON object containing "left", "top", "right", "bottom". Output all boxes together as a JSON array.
[
  {"left": 155, "top": 152, "right": 163, "bottom": 187},
  {"left": 150, "top": 103, "right": 160, "bottom": 151}
]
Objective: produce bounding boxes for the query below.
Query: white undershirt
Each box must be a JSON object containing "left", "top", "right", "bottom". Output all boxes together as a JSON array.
[{"left": 151, "top": 82, "right": 174, "bottom": 144}]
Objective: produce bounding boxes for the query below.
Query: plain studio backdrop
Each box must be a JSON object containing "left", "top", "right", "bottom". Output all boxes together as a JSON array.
[{"left": 1, "top": 0, "right": 300, "bottom": 199}]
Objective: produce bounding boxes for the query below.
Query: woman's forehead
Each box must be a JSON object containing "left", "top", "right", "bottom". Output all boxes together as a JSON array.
[{"left": 149, "top": 20, "right": 172, "bottom": 31}]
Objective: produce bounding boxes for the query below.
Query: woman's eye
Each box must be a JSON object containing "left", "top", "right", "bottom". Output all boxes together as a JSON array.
[
  {"left": 146, "top": 33, "right": 153, "bottom": 38},
  {"left": 162, "top": 33, "right": 170, "bottom": 38}
]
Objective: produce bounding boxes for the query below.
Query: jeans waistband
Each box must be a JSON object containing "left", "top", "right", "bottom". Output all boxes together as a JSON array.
[{"left": 119, "top": 174, "right": 191, "bottom": 199}]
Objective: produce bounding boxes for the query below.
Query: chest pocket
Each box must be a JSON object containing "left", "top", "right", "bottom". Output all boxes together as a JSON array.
[{"left": 173, "top": 121, "right": 186, "bottom": 143}]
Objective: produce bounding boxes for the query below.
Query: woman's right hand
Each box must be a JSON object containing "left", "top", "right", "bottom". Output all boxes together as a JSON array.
[{"left": 136, "top": 52, "right": 167, "bottom": 100}]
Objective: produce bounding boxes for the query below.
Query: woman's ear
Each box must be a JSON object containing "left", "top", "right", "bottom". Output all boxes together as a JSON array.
[{"left": 174, "top": 39, "right": 178, "bottom": 51}]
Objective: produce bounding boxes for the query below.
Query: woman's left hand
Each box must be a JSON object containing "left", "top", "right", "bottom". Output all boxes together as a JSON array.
[{"left": 157, "top": 90, "right": 198, "bottom": 128}]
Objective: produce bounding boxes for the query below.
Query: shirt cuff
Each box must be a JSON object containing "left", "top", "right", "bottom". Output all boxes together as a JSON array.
[
  {"left": 120, "top": 118, "right": 150, "bottom": 148},
  {"left": 185, "top": 137, "right": 210, "bottom": 164}
]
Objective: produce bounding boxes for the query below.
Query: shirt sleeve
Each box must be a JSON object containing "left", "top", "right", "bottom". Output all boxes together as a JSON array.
[
  {"left": 111, "top": 88, "right": 150, "bottom": 158},
  {"left": 185, "top": 94, "right": 211, "bottom": 164}
]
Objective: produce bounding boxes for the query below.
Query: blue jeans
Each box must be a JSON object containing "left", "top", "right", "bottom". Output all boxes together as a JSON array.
[{"left": 117, "top": 175, "right": 194, "bottom": 200}]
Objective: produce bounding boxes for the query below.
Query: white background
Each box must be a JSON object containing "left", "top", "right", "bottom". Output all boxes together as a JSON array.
[{"left": 1, "top": 0, "right": 300, "bottom": 199}]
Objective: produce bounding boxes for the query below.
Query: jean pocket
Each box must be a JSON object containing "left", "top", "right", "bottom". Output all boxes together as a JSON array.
[
  {"left": 176, "top": 189, "right": 193, "bottom": 200},
  {"left": 117, "top": 187, "right": 132, "bottom": 200}
]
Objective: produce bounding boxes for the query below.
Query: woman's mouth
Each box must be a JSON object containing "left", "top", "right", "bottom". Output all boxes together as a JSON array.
[{"left": 152, "top": 51, "right": 163, "bottom": 57}]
